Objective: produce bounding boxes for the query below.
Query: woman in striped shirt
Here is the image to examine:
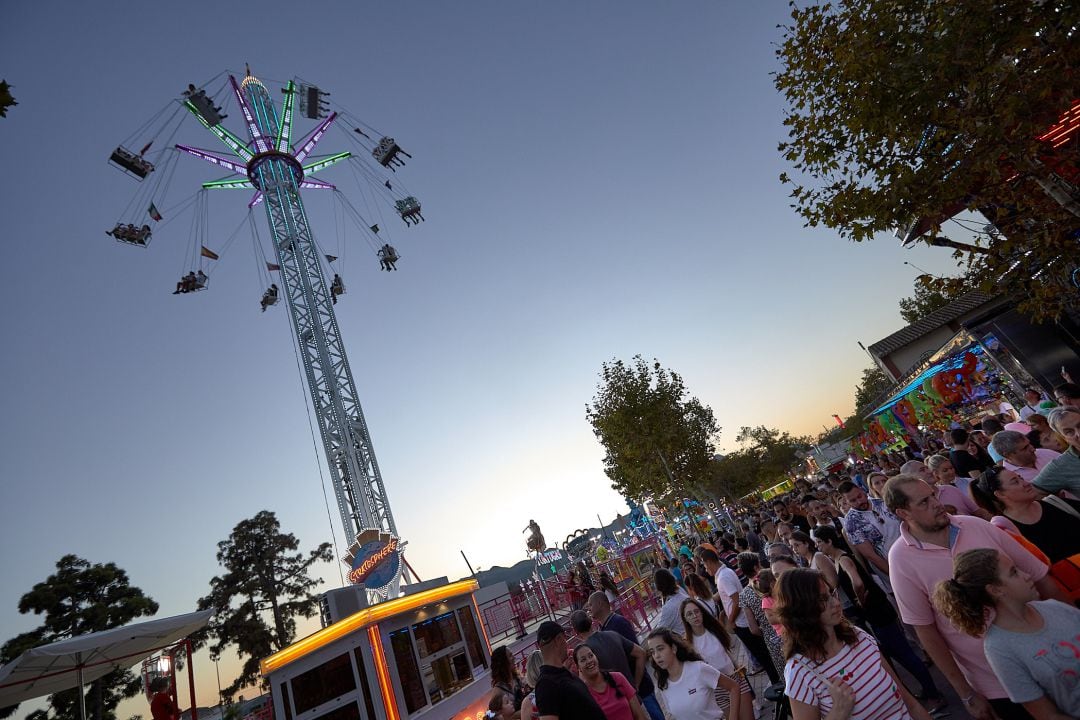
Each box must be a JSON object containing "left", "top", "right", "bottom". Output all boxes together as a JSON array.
[{"left": 775, "top": 569, "right": 931, "bottom": 720}]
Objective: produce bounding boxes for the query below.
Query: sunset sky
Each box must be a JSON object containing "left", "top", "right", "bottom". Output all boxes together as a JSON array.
[{"left": 0, "top": 1, "right": 967, "bottom": 713}]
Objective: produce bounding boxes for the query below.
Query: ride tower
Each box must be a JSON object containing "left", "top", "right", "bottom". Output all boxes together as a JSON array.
[{"left": 176, "top": 67, "right": 405, "bottom": 600}]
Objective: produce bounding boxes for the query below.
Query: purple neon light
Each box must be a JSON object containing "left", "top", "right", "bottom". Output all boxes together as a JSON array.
[
  {"left": 231, "top": 76, "right": 270, "bottom": 154},
  {"left": 277, "top": 81, "right": 295, "bottom": 153},
  {"left": 299, "top": 179, "right": 336, "bottom": 190},
  {"left": 175, "top": 144, "right": 249, "bottom": 175},
  {"left": 248, "top": 191, "right": 264, "bottom": 209},
  {"left": 294, "top": 112, "right": 338, "bottom": 163}
]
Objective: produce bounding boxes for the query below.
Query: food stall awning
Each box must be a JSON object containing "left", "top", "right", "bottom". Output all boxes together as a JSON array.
[
  {"left": 0, "top": 610, "right": 212, "bottom": 712},
  {"left": 867, "top": 334, "right": 983, "bottom": 417}
]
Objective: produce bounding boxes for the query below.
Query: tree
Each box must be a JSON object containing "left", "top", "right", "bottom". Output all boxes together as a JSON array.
[
  {"left": 585, "top": 356, "right": 720, "bottom": 503},
  {"left": 0, "top": 80, "right": 15, "bottom": 118},
  {"left": 775, "top": 0, "right": 1080, "bottom": 320},
  {"left": 0, "top": 556, "right": 159, "bottom": 720},
  {"left": 196, "top": 511, "right": 332, "bottom": 696},
  {"left": 898, "top": 276, "right": 967, "bottom": 324},
  {"left": 853, "top": 366, "right": 893, "bottom": 416},
  {"left": 700, "top": 427, "right": 812, "bottom": 504}
]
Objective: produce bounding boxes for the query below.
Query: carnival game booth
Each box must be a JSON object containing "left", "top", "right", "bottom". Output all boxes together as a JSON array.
[
  {"left": 261, "top": 579, "right": 492, "bottom": 720},
  {"left": 856, "top": 332, "right": 1034, "bottom": 456}
]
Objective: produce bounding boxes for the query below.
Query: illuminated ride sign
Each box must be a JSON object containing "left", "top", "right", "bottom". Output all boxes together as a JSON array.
[{"left": 346, "top": 530, "right": 401, "bottom": 589}]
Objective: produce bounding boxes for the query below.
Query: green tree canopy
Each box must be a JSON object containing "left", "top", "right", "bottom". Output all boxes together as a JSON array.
[
  {"left": 1, "top": 556, "right": 159, "bottom": 720},
  {"left": 775, "top": 0, "right": 1080, "bottom": 320},
  {"left": 853, "top": 366, "right": 893, "bottom": 416},
  {"left": 196, "top": 511, "right": 332, "bottom": 696},
  {"left": 707, "top": 427, "right": 810, "bottom": 501},
  {"left": 585, "top": 356, "right": 720, "bottom": 503},
  {"left": 898, "top": 275, "right": 968, "bottom": 325},
  {"left": 0, "top": 80, "right": 16, "bottom": 118}
]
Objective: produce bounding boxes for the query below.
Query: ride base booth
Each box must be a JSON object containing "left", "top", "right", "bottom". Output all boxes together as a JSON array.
[{"left": 260, "top": 579, "right": 494, "bottom": 720}]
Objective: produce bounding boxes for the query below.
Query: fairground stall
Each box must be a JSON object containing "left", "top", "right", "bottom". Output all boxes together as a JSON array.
[
  {"left": 856, "top": 333, "right": 1037, "bottom": 456},
  {"left": 260, "top": 579, "right": 493, "bottom": 720}
]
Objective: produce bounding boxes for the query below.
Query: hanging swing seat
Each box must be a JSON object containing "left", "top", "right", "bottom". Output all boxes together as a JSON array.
[
  {"left": 394, "top": 196, "right": 424, "bottom": 225},
  {"left": 107, "top": 223, "right": 152, "bottom": 247},
  {"left": 109, "top": 147, "right": 154, "bottom": 180},
  {"left": 183, "top": 85, "right": 227, "bottom": 126},
  {"left": 174, "top": 272, "right": 208, "bottom": 294},
  {"left": 372, "top": 137, "right": 410, "bottom": 169}
]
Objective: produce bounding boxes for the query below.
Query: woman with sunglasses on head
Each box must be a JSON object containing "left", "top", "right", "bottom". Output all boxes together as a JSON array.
[
  {"left": 645, "top": 628, "right": 743, "bottom": 720},
  {"left": 934, "top": 548, "right": 1080, "bottom": 720},
  {"left": 573, "top": 644, "right": 650, "bottom": 720},
  {"left": 776, "top": 568, "right": 932, "bottom": 720},
  {"left": 970, "top": 466, "right": 1080, "bottom": 565},
  {"left": 679, "top": 599, "right": 754, "bottom": 720}
]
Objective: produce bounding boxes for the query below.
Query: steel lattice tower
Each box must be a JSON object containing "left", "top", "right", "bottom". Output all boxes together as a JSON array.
[{"left": 176, "top": 69, "right": 403, "bottom": 598}]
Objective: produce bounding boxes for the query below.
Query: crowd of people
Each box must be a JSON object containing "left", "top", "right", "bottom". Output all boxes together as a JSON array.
[{"left": 488, "top": 385, "right": 1080, "bottom": 720}]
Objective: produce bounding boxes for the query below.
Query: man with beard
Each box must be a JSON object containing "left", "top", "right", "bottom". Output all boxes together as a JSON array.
[
  {"left": 770, "top": 498, "right": 811, "bottom": 534},
  {"left": 839, "top": 481, "right": 900, "bottom": 585},
  {"left": 884, "top": 475, "right": 1065, "bottom": 720}
]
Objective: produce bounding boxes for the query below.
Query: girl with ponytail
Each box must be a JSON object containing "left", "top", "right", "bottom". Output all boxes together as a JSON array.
[{"left": 933, "top": 549, "right": 1080, "bottom": 718}]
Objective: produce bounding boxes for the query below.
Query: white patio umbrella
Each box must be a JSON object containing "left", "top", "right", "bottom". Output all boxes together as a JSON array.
[{"left": 0, "top": 610, "right": 213, "bottom": 720}]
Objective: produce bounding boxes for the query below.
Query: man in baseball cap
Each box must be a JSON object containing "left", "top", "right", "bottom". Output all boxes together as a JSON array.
[{"left": 533, "top": 621, "right": 605, "bottom": 720}]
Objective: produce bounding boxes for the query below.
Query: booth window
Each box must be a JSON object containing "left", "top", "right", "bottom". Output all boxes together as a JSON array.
[
  {"left": 390, "top": 627, "right": 428, "bottom": 714},
  {"left": 411, "top": 611, "right": 473, "bottom": 706},
  {"left": 290, "top": 652, "right": 357, "bottom": 715},
  {"left": 456, "top": 607, "right": 488, "bottom": 669},
  {"left": 412, "top": 611, "right": 462, "bottom": 658},
  {"left": 279, "top": 683, "right": 293, "bottom": 720},
  {"left": 310, "top": 702, "right": 361, "bottom": 720},
  {"left": 352, "top": 648, "right": 378, "bottom": 720}
]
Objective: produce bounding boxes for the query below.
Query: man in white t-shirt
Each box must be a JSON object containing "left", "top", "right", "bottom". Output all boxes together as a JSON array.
[{"left": 701, "top": 548, "right": 778, "bottom": 683}]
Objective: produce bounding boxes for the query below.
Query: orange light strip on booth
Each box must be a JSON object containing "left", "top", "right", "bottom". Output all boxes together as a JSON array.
[
  {"left": 260, "top": 580, "right": 479, "bottom": 675},
  {"left": 471, "top": 597, "right": 492, "bottom": 657},
  {"left": 368, "top": 626, "right": 400, "bottom": 720}
]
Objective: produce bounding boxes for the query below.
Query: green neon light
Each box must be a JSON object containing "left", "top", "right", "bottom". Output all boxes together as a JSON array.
[
  {"left": 303, "top": 151, "right": 351, "bottom": 175},
  {"left": 202, "top": 179, "right": 255, "bottom": 189},
  {"left": 277, "top": 81, "right": 295, "bottom": 153},
  {"left": 183, "top": 100, "right": 254, "bottom": 162}
]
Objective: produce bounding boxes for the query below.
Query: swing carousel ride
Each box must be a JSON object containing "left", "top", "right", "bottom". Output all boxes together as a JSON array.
[{"left": 107, "top": 65, "right": 424, "bottom": 601}]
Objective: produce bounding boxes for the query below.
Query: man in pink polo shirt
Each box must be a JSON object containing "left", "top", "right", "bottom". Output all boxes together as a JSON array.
[
  {"left": 991, "top": 430, "right": 1060, "bottom": 483},
  {"left": 884, "top": 474, "right": 1066, "bottom": 720}
]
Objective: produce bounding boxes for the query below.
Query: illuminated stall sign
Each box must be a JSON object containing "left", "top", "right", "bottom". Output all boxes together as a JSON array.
[{"left": 347, "top": 531, "right": 401, "bottom": 588}]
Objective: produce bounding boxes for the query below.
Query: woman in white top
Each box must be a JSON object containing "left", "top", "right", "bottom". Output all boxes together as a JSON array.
[
  {"left": 680, "top": 599, "right": 753, "bottom": 720},
  {"left": 776, "top": 568, "right": 931, "bottom": 720},
  {"left": 934, "top": 548, "right": 1080, "bottom": 719},
  {"left": 646, "top": 628, "right": 743, "bottom": 720}
]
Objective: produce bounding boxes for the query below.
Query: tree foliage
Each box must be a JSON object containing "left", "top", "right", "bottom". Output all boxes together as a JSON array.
[
  {"left": 775, "top": 0, "right": 1080, "bottom": 320},
  {"left": 705, "top": 427, "right": 810, "bottom": 501},
  {"left": 853, "top": 366, "right": 893, "bottom": 416},
  {"left": 0, "top": 80, "right": 16, "bottom": 118},
  {"left": 585, "top": 356, "right": 720, "bottom": 503},
  {"left": 898, "top": 275, "right": 968, "bottom": 325},
  {"left": 196, "top": 511, "right": 332, "bottom": 696},
  {"left": 0, "top": 556, "right": 159, "bottom": 720}
]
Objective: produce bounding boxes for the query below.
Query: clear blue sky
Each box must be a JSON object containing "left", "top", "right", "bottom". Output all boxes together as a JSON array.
[{"left": 0, "top": 1, "right": 965, "bottom": 711}]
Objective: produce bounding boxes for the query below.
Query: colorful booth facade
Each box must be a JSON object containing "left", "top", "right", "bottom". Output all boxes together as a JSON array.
[
  {"left": 261, "top": 581, "right": 491, "bottom": 720},
  {"left": 856, "top": 333, "right": 1029, "bottom": 455}
]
